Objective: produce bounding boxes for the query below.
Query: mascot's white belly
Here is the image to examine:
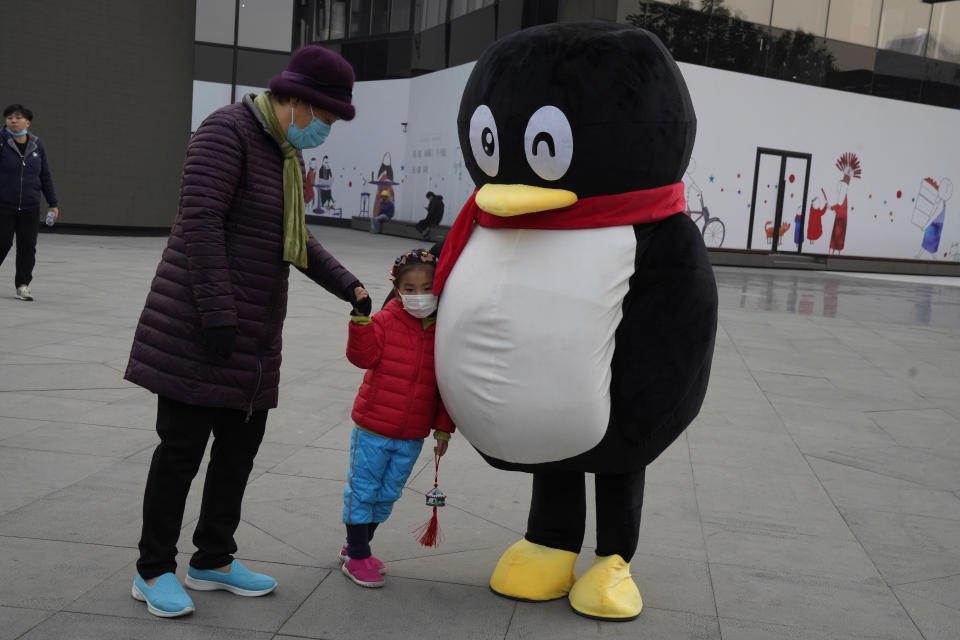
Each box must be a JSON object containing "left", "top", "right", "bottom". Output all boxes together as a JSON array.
[{"left": 436, "top": 226, "right": 637, "bottom": 464}]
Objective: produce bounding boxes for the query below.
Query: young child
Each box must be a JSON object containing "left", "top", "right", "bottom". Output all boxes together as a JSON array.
[{"left": 340, "top": 249, "right": 453, "bottom": 588}]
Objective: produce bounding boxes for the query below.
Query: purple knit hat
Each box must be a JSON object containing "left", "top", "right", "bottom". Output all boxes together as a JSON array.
[{"left": 269, "top": 46, "right": 356, "bottom": 121}]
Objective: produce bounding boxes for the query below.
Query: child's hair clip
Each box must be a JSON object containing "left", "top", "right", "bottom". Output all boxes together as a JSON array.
[{"left": 389, "top": 248, "right": 438, "bottom": 280}]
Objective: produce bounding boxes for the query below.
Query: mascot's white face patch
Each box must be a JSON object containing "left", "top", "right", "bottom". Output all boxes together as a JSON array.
[{"left": 436, "top": 226, "right": 636, "bottom": 464}]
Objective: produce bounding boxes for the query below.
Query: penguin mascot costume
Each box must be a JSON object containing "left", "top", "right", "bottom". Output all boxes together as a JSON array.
[{"left": 433, "top": 23, "right": 718, "bottom": 621}]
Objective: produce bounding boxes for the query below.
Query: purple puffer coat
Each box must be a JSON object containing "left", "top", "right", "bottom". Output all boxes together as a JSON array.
[{"left": 125, "top": 95, "right": 358, "bottom": 414}]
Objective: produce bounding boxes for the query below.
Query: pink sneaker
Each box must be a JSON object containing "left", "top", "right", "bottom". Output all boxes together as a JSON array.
[
  {"left": 342, "top": 557, "right": 385, "bottom": 588},
  {"left": 338, "top": 546, "right": 386, "bottom": 574}
]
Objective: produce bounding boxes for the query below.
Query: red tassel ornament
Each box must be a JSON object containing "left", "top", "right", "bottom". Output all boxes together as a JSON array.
[{"left": 412, "top": 454, "right": 446, "bottom": 547}]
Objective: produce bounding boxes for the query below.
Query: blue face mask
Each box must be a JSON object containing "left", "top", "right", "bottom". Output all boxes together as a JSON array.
[
  {"left": 6, "top": 127, "right": 27, "bottom": 137},
  {"left": 286, "top": 106, "right": 330, "bottom": 149}
]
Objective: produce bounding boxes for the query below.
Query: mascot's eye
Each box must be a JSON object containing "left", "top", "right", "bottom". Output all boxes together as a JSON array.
[
  {"left": 469, "top": 104, "right": 500, "bottom": 178},
  {"left": 524, "top": 106, "right": 573, "bottom": 181}
]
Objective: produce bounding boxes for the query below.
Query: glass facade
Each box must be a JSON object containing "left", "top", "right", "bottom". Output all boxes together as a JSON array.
[
  {"left": 283, "top": 0, "right": 959, "bottom": 110},
  {"left": 238, "top": 0, "right": 295, "bottom": 50},
  {"left": 196, "top": 0, "right": 237, "bottom": 45},
  {"left": 771, "top": 0, "right": 828, "bottom": 35},
  {"left": 619, "top": 0, "right": 959, "bottom": 109},
  {"left": 929, "top": 1, "right": 960, "bottom": 63},
  {"left": 195, "top": 0, "right": 296, "bottom": 107},
  {"left": 826, "top": 0, "right": 882, "bottom": 48}
]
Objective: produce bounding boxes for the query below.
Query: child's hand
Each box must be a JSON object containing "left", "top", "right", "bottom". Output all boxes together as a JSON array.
[
  {"left": 434, "top": 439, "right": 448, "bottom": 457},
  {"left": 352, "top": 286, "right": 371, "bottom": 316}
]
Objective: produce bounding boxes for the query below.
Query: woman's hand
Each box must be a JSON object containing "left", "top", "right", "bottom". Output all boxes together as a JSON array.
[
  {"left": 50, "top": 207, "right": 59, "bottom": 222},
  {"left": 434, "top": 439, "right": 448, "bottom": 457},
  {"left": 352, "top": 286, "right": 371, "bottom": 315}
]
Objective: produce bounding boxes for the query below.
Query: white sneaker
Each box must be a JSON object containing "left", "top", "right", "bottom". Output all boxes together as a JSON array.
[{"left": 15, "top": 285, "right": 33, "bottom": 301}]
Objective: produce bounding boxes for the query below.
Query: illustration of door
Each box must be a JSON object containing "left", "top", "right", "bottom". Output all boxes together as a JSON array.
[{"left": 747, "top": 148, "right": 811, "bottom": 253}]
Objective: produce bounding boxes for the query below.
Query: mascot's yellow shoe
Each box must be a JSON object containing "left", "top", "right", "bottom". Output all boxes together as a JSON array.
[
  {"left": 568, "top": 554, "right": 643, "bottom": 621},
  {"left": 489, "top": 539, "right": 577, "bottom": 601}
]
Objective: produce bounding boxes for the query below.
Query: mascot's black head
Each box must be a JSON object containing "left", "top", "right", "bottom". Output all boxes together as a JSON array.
[{"left": 457, "top": 22, "right": 696, "bottom": 215}]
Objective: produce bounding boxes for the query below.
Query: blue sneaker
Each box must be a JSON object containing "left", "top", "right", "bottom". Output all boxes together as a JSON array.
[
  {"left": 185, "top": 560, "right": 277, "bottom": 596},
  {"left": 131, "top": 573, "right": 195, "bottom": 618}
]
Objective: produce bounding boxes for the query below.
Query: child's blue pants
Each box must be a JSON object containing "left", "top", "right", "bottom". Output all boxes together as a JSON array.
[{"left": 343, "top": 427, "right": 424, "bottom": 524}]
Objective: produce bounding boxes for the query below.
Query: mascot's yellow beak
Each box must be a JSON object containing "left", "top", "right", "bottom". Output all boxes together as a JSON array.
[{"left": 476, "top": 183, "right": 578, "bottom": 217}]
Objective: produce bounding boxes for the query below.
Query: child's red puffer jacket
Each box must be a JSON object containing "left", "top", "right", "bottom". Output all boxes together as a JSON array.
[{"left": 347, "top": 298, "right": 454, "bottom": 439}]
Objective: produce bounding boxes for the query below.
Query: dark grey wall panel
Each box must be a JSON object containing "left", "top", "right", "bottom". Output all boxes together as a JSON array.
[
  {"left": 0, "top": 0, "right": 195, "bottom": 228},
  {"left": 195, "top": 44, "right": 235, "bottom": 83},
  {"left": 449, "top": 6, "right": 496, "bottom": 67},
  {"left": 236, "top": 49, "right": 293, "bottom": 87}
]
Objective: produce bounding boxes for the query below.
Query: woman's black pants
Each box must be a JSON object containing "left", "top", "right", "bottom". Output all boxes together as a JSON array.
[{"left": 136, "top": 396, "right": 267, "bottom": 580}]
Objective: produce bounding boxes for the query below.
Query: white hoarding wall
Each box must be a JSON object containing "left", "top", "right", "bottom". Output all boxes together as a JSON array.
[
  {"left": 190, "top": 57, "right": 959, "bottom": 262},
  {"left": 680, "top": 63, "right": 959, "bottom": 262}
]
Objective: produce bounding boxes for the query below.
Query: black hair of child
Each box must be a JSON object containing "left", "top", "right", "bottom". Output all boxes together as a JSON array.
[{"left": 392, "top": 249, "right": 437, "bottom": 285}]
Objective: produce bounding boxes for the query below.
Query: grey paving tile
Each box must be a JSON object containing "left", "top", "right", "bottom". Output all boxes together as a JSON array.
[
  {"left": 506, "top": 602, "right": 720, "bottom": 639},
  {"left": 0, "top": 460, "right": 199, "bottom": 547},
  {"left": 232, "top": 520, "right": 322, "bottom": 567},
  {"left": 18, "top": 387, "right": 144, "bottom": 403},
  {"left": 68, "top": 557, "right": 325, "bottom": 633},
  {"left": 0, "top": 537, "right": 132, "bottom": 610},
  {"left": 866, "top": 408, "right": 960, "bottom": 452},
  {"left": 807, "top": 444, "right": 960, "bottom": 491},
  {"left": 0, "top": 363, "right": 124, "bottom": 392},
  {"left": 268, "top": 445, "right": 352, "bottom": 481},
  {"left": 770, "top": 397, "right": 898, "bottom": 454},
  {"left": 693, "top": 463, "right": 855, "bottom": 541},
  {"left": 240, "top": 471, "right": 520, "bottom": 568},
  {"left": 1, "top": 421, "right": 157, "bottom": 458},
  {"left": 73, "top": 397, "right": 159, "bottom": 430},
  {"left": 0, "top": 417, "right": 48, "bottom": 440},
  {"left": 0, "top": 448, "right": 118, "bottom": 516},
  {"left": 718, "top": 615, "right": 905, "bottom": 640},
  {"left": 632, "top": 552, "right": 716, "bottom": 617},
  {"left": 893, "top": 572, "right": 960, "bottom": 611},
  {"left": 839, "top": 507, "right": 960, "bottom": 585},
  {"left": 892, "top": 589, "right": 960, "bottom": 640},
  {"left": 280, "top": 574, "right": 514, "bottom": 639},
  {"left": 702, "top": 523, "right": 883, "bottom": 585},
  {"left": 687, "top": 425, "right": 810, "bottom": 475},
  {"left": 858, "top": 540, "right": 960, "bottom": 587},
  {"left": 0, "top": 606, "right": 52, "bottom": 640},
  {"left": 636, "top": 484, "right": 707, "bottom": 562},
  {"left": 0, "top": 392, "right": 106, "bottom": 422},
  {"left": 808, "top": 457, "right": 960, "bottom": 520},
  {"left": 710, "top": 564, "right": 922, "bottom": 640},
  {"left": 18, "top": 612, "right": 272, "bottom": 640}
]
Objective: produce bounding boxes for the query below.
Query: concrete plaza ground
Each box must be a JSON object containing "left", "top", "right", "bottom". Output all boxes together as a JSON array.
[{"left": 1, "top": 226, "right": 959, "bottom": 639}]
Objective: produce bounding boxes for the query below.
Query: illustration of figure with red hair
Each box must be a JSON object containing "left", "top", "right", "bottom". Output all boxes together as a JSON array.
[{"left": 829, "top": 152, "right": 861, "bottom": 255}]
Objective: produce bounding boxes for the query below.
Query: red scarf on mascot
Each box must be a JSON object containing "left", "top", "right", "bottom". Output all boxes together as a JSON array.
[{"left": 433, "top": 182, "right": 685, "bottom": 295}]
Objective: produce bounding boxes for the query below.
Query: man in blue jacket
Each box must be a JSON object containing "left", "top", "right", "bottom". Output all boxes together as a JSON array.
[
  {"left": 369, "top": 189, "right": 394, "bottom": 233},
  {"left": 0, "top": 104, "right": 59, "bottom": 301}
]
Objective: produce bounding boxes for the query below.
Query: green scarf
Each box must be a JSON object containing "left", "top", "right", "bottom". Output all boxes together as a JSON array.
[{"left": 253, "top": 92, "right": 309, "bottom": 269}]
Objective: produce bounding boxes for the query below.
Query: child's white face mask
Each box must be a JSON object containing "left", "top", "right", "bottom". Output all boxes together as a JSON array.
[{"left": 400, "top": 293, "right": 438, "bottom": 318}]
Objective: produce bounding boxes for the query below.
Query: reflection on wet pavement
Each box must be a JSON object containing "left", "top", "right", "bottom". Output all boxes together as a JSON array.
[{"left": 716, "top": 267, "right": 960, "bottom": 328}]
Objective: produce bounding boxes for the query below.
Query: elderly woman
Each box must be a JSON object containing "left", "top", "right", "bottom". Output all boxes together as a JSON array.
[
  {"left": 124, "top": 46, "right": 371, "bottom": 618},
  {"left": 0, "top": 104, "right": 59, "bottom": 301}
]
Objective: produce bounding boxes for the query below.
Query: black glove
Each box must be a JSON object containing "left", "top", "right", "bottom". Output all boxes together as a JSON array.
[
  {"left": 202, "top": 326, "right": 237, "bottom": 359},
  {"left": 346, "top": 280, "right": 372, "bottom": 316}
]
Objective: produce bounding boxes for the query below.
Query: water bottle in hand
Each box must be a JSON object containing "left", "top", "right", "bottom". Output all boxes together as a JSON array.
[{"left": 45, "top": 210, "right": 56, "bottom": 227}]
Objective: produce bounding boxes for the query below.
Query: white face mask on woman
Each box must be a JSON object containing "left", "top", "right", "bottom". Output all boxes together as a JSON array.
[{"left": 400, "top": 293, "right": 438, "bottom": 318}]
